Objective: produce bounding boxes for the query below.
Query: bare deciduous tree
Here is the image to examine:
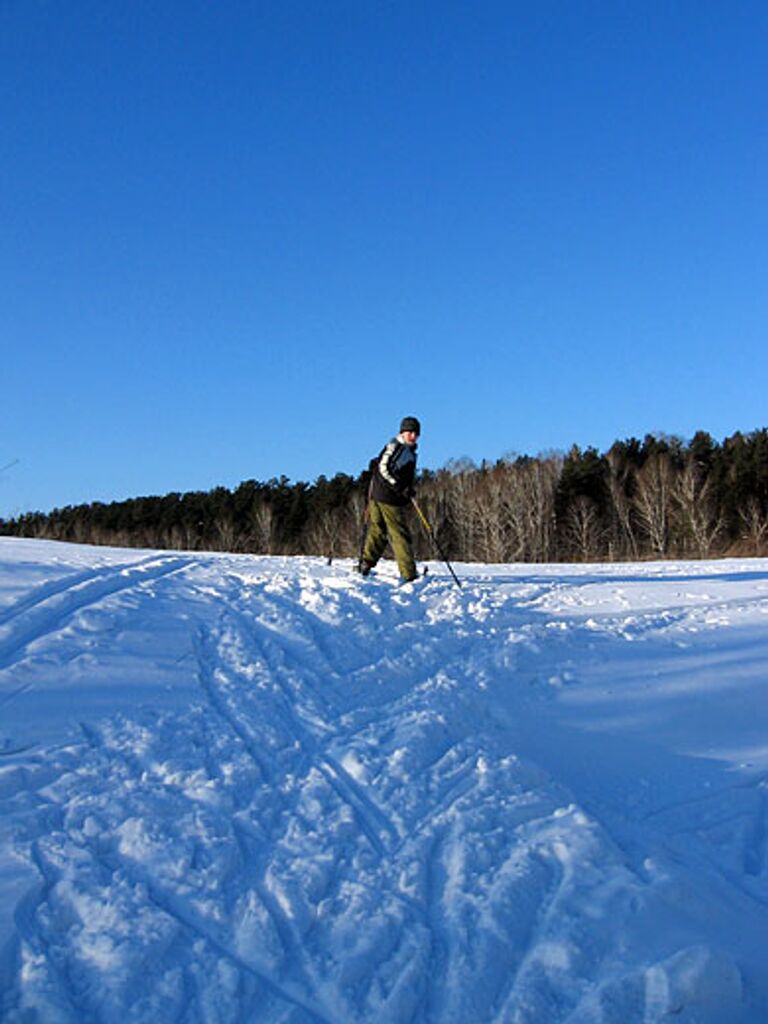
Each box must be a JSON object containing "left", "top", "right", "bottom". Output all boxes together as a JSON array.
[
  {"left": 564, "top": 495, "right": 603, "bottom": 562},
  {"left": 305, "top": 508, "right": 345, "bottom": 559},
  {"left": 251, "top": 502, "right": 277, "bottom": 554},
  {"left": 213, "top": 516, "right": 239, "bottom": 552},
  {"left": 633, "top": 453, "right": 675, "bottom": 558},
  {"left": 740, "top": 497, "right": 768, "bottom": 556},
  {"left": 519, "top": 456, "right": 560, "bottom": 561},
  {"left": 673, "top": 461, "right": 724, "bottom": 557},
  {"left": 606, "top": 448, "right": 638, "bottom": 560}
]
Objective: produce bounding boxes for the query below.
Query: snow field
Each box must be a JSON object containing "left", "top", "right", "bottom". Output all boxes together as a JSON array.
[{"left": 1, "top": 539, "right": 767, "bottom": 1022}]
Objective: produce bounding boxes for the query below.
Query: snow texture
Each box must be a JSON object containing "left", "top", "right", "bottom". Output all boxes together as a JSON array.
[{"left": 1, "top": 537, "right": 767, "bottom": 1022}]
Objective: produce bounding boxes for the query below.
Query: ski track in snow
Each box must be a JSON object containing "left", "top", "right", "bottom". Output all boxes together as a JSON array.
[
  {"left": 0, "top": 554, "right": 193, "bottom": 673},
  {"left": 0, "top": 540, "right": 767, "bottom": 1022}
]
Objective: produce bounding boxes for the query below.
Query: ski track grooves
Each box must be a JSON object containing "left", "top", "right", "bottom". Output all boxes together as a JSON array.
[
  {"left": 4, "top": 554, "right": 768, "bottom": 1022},
  {"left": 0, "top": 556, "right": 162, "bottom": 626},
  {"left": 92, "top": 842, "right": 339, "bottom": 1024},
  {"left": 185, "top": 572, "right": 652, "bottom": 1021},
  {"left": 0, "top": 555, "right": 194, "bottom": 672},
  {"left": 197, "top": 599, "right": 402, "bottom": 860},
  {"left": 194, "top": 625, "right": 275, "bottom": 784}
]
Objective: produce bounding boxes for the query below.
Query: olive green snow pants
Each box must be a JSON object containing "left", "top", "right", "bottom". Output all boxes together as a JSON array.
[{"left": 363, "top": 500, "right": 417, "bottom": 581}]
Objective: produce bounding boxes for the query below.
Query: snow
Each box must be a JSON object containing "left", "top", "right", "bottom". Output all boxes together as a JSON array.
[{"left": 1, "top": 537, "right": 767, "bottom": 1023}]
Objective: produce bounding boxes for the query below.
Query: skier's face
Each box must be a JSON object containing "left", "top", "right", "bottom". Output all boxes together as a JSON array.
[{"left": 402, "top": 430, "right": 419, "bottom": 446}]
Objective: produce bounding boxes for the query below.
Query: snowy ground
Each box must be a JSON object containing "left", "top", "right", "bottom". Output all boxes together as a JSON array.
[{"left": 1, "top": 538, "right": 767, "bottom": 1023}]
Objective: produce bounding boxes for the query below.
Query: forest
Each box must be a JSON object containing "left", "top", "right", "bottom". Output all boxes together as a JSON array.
[{"left": 3, "top": 429, "right": 768, "bottom": 563}]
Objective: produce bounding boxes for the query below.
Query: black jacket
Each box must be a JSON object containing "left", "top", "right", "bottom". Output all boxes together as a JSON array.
[{"left": 369, "top": 435, "right": 418, "bottom": 507}]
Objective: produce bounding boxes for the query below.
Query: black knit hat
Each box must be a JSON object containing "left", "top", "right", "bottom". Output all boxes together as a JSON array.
[{"left": 400, "top": 416, "right": 421, "bottom": 435}]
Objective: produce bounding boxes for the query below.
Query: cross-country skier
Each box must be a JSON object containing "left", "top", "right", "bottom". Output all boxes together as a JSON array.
[{"left": 358, "top": 416, "right": 421, "bottom": 583}]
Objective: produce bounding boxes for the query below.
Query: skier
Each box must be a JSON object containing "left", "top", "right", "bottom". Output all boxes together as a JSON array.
[{"left": 359, "top": 416, "right": 421, "bottom": 583}]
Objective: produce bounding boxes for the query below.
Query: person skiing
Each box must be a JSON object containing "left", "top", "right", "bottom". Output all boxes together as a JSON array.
[{"left": 358, "top": 416, "right": 421, "bottom": 583}]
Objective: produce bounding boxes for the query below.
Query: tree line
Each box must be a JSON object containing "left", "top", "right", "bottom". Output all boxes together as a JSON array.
[{"left": 3, "top": 429, "right": 768, "bottom": 562}]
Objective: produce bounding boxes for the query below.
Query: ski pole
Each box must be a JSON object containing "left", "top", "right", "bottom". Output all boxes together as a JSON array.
[
  {"left": 356, "top": 480, "right": 373, "bottom": 571},
  {"left": 411, "top": 498, "right": 462, "bottom": 589},
  {"left": 356, "top": 503, "right": 370, "bottom": 569}
]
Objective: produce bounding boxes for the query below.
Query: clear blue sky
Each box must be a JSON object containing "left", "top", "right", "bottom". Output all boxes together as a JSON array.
[{"left": 2, "top": 0, "right": 767, "bottom": 517}]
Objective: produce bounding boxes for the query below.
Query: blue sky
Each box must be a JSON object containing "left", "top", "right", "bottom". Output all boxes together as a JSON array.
[{"left": 2, "top": 1, "right": 767, "bottom": 518}]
